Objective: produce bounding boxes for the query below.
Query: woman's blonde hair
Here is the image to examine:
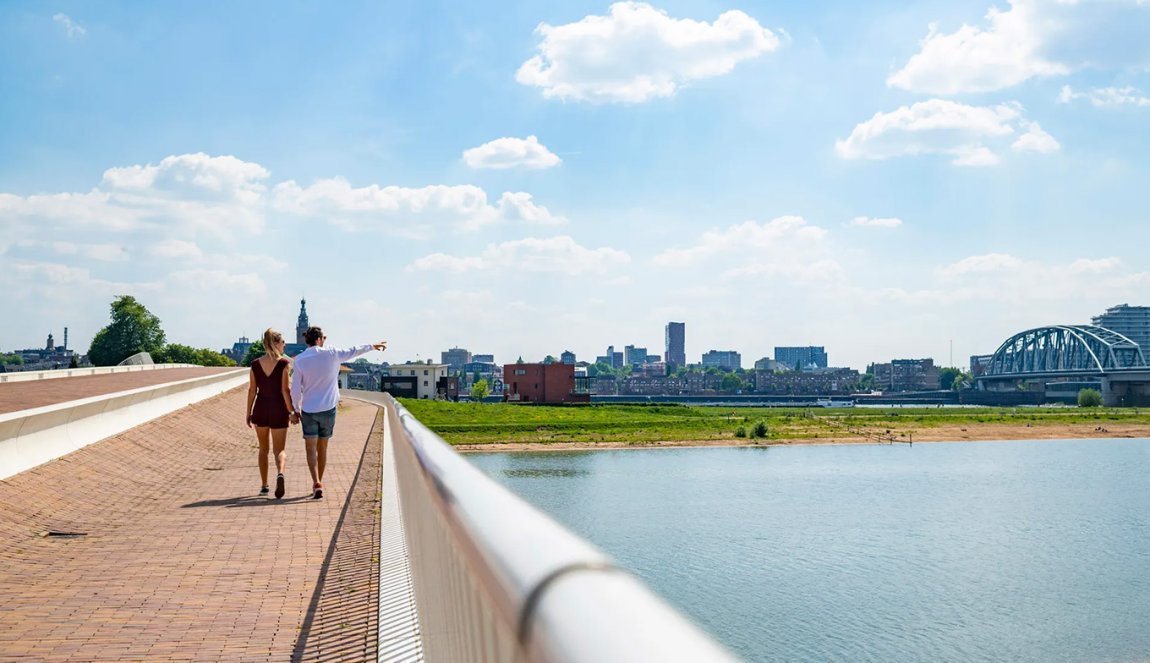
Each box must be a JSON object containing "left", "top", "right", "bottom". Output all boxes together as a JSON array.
[{"left": 263, "top": 328, "right": 285, "bottom": 360}]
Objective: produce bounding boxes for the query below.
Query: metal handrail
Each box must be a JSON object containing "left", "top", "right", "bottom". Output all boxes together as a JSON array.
[{"left": 349, "top": 391, "right": 742, "bottom": 663}]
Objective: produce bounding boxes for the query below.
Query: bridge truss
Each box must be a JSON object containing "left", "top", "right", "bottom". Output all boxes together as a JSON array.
[{"left": 985, "top": 325, "right": 1147, "bottom": 377}]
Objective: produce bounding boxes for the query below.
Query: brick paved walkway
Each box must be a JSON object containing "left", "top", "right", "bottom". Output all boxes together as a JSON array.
[
  {"left": 0, "top": 367, "right": 240, "bottom": 414},
  {"left": 0, "top": 387, "right": 382, "bottom": 662}
]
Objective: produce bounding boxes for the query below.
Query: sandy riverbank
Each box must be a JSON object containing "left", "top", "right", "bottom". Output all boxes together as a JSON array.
[{"left": 454, "top": 421, "right": 1150, "bottom": 453}]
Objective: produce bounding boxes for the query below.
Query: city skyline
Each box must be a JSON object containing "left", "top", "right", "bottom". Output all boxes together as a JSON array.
[{"left": 3, "top": 1, "right": 1150, "bottom": 369}]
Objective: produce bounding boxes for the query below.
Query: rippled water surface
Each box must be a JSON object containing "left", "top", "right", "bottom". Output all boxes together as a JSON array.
[{"left": 466, "top": 440, "right": 1150, "bottom": 663}]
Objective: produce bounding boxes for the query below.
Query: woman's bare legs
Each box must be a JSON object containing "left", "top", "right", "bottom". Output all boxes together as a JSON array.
[
  {"left": 271, "top": 427, "right": 288, "bottom": 474},
  {"left": 255, "top": 426, "right": 271, "bottom": 489},
  {"left": 270, "top": 427, "right": 288, "bottom": 499}
]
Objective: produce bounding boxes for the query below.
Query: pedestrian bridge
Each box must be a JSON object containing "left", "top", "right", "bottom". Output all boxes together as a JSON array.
[{"left": 0, "top": 367, "right": 741, "bottom": 661}]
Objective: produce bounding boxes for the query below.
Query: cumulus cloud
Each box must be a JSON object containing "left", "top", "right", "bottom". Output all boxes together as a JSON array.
[
  {"left": 849, "top": 216, "right": 903, "bottom": 228},
  {"left": 149, "top": 239, "right": 204, "bottom": 260},
  {"left": 53, "top": 13, "right": 86, "bottom": 39},
  {"left": 407, "top": 236, "right": 630, "bottom": 275},
  {"left": 653, "top": 215, "right": 826, "bottom": 266},
  {"left": 835, "top": 99, "right": 1059, "bottom": 166},
  {"left": 516, "top": 1, "right": 781, "bottom": 103},
  {"left": 651, "top": 215, "right": 842, "bottom": 283},
  {"left": 939, "top": 253, "right": 1026, "bottom": 277},
  {"left": 463, "top": 135, "right": 561, "bottom": 169},
  {"left": 1059, "top": 84, "right": 1150, "bottom": 107},
  {"left": 929, "top": 253, "right": 1146, "bottom": 308},
  {"left": 0, "top": 153, "right": 271, "bottom": 236},
  {"left": 51, "top": 242, "right": 129, "bottom": 261},
  {"left": 888, "top": 0, "right": 1150, "bottom": 94},
  {"left": 273, "top": 178, "right": 564, "bottom": 236}
]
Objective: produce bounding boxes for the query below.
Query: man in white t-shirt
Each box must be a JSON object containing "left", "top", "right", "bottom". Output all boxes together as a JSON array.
[{"left": 290, "top": 326, "right": 386, "bottom": 499}]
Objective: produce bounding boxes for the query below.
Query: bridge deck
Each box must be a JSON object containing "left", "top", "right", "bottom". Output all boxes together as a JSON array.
[
  {"left": 0, "top": 387, "right": 382, "bottom": 662},
  {"left": 0, "top": 367, "right": 240, "bottom": 414}
]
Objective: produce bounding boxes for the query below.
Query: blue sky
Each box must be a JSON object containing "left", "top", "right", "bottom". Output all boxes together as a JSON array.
[{"left": 3, "top": 0, "right": 1149, "bottom": 369}]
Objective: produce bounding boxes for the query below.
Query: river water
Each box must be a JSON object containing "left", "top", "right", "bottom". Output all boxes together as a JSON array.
[{"left": 466, "top": 439, "right": 1150, "bottom": 663}]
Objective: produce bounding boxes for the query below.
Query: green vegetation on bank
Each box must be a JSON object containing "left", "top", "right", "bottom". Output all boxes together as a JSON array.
[{"left": 397, "top": 400, "right": 1150, "bottom": 447}]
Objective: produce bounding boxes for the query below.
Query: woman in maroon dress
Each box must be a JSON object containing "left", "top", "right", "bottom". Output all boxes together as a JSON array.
[{"left": 246, "top": 329, "right": 294, "bottom": 498}]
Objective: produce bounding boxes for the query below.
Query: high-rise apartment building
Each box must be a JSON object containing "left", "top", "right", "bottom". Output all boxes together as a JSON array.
[
  {"left": 1092, "top": 304, "right": 1150, "bottom": 352},
  {"left": 665, "top": 322, "right": 686, "bottom": 367},
  {"left": 774, "top": 346, "right": 828, "bottom": 371},
  {"left": 624, "top": 345, "right": 648, "bottom": 366}
]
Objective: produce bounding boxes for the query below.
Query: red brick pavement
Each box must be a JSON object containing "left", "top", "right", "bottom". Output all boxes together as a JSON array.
[
  {"left": 0, "top": 367, "right": 241, "bottom": 415},
  {"left": 0, "top": 386, "right": 382, "bottom": 662}
]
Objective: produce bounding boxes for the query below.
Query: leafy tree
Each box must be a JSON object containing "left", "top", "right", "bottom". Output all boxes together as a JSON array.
[
  {"left": 0, "top": 353, "right": 24, "bottom": 366},
  {"left": 154, "top": 343, "right": 236, "bottom": 367},
  {"left": 720, "top": 373, "right": 744, "bottom": 392},
  {"left": 543, "top": 355, "right": 558, "bottom": 364},
  {"left": 68, "top": 355, "right": 78, "bottom": 369},
  {"left": 939, "top": 367, "right": 961, "bottom": 390},
  {"left": 87, "top": 296, "right": 167, "bottom": 366},
  {"left": 1077, "top": 388, "right": 1103, "bottom": 407},
  {"left": 752, "top": 421, "right": 769, "bottom": 438},
  {"left": 241, "top": 340, "right": 266, "bottom": 367},
  {"left": 470, "top": 378, "right": 490, "bottom": 401}
]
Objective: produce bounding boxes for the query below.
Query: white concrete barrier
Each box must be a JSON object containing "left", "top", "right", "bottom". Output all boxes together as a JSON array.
[
  {"left": 0, "top": 363, "right": 201, "bottom": 384},
  {"left": 0, "top": 368, "right": 248, "bottom": 480}
]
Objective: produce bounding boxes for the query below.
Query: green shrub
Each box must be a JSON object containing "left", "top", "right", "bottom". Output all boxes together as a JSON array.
[
  {"left": 1077, "top": 388, "right": 1103, "bottom": 408},
  {"left": 735, "top": 426, "right": 747, "bottom": 438},
  {"left": 752, "top": 421, "right": 768, "bottom": 438}
]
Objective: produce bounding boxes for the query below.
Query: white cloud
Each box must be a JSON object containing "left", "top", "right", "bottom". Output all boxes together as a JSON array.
[
  {"left": 849, "top": 216, "right": 903, "bottom": 228},
  {"left": 939, "top": 253, "right": 1026, "bottom": 278},
  {"left": 166, "top": 270, "right": 267, "bottom": 297},
  {"left": 652, "top": 216, "right": 843, "bottom": 284},
  {"left": 516, "top": 1, "right": 781, "bottom": 103},
  {"left": 0, "top": 153, "right": 271, "bottom": 236},
  {"left": 407, "top": 236, "right": 630, "bottom": 275},
  {"left": 51, "top": 242, "right": 129, "bottom": 261},
  {"left": 836, "top": 99, "right": 1059, "bottom": 166},
  {"left": 273, "top": 178, "right": 563, "bottom": 236},
  {"left": 53, "top": 13, "right": 86, "bottom": 39},
  {"left": 1068, "top": 257, "right": 1123, "bottom": 273},
  {"left": 463, "top": 135, "right": 561, "bottom": 169},
  {"left": 149, "top": 239, "right": 204, "bottom": 260},
  {"left": 888, "top": 0, "right": 1150, "bottom": 94},
  {"left": 1059, "top": 84, "right": 1150, "bottom": 107},
  {"left": 653, "top": 216, "right": 826, "bottom": 266},
  {"left": 1011, "top": 120, "right": 1060, "bottom": 153}
]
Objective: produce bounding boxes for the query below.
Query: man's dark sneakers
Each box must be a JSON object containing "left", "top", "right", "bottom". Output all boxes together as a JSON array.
[
  {"left": 312, "top": 482, "right": 323, "bottom": 499},
  {"left": 259, "top": 485, "right": 270, "bottom": 496},
  {"left": 274, "top": 474, "right": 285, "bottom": 500}
]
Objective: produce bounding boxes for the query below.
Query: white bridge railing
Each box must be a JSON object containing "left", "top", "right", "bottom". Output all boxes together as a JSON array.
[{"left": 347, "top": 392, "right": 743, "bottom": 663}]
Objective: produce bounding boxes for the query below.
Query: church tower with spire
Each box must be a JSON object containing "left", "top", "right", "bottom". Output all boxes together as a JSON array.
[{"left": 296, "top": 298, "right": 309, "bottom": 344}]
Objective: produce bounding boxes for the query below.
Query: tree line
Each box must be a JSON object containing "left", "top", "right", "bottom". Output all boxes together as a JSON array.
[{"left": 87, "top": 296, "right": 235, "bottom": 367}]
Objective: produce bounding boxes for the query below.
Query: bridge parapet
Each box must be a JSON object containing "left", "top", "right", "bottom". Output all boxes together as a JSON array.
[{"left": 350, "top": 391, "right": 743, "bottom": 663}]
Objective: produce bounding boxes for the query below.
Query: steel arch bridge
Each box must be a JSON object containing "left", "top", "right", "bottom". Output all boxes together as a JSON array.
[{"left": 984, "top": 325, "right": 1148, "bottom": 378}]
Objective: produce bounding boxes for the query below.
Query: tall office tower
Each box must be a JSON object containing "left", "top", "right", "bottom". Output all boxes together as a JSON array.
[
  {"left": 1092, "top": 304, "right": 1150, "bottom": 352},
  {"left": 296, "top": 298, "right": 310, "bottom": 344},
  {"left": 441, "top": 347, "right": 472, "bottom": 371},
  {"left": 774, "top": 346, "right": 828, "bottom": 371},
  {"left": 665, "top": 322, "right": 686, "bottom": 367}
]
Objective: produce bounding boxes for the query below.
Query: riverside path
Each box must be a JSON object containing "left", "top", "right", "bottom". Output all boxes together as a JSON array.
[{"left": 0, "top": 378, "right": 383, "bottom": 662}]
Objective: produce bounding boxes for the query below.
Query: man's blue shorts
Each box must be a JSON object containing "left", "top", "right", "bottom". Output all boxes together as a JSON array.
[{"left": 300, "top": 407, "right": 337, "bottom": 439}]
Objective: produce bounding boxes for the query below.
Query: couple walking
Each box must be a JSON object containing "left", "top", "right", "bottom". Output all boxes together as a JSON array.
[{"left": 246, "top": 325, "right": 386, "bottom": 500}]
